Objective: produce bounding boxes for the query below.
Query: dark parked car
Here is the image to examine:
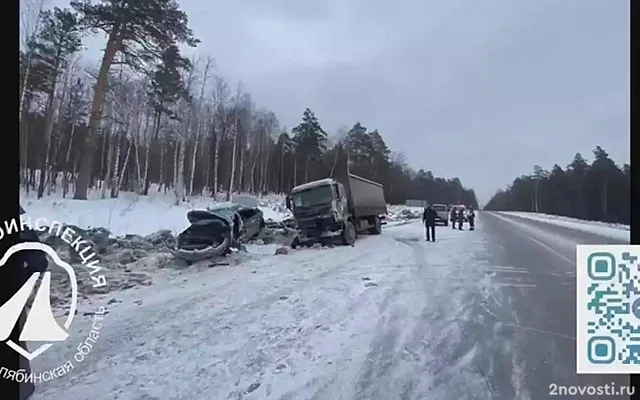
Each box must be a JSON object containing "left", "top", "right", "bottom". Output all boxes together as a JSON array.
[{"left": 171, "top": 203, "right": 265, "bottom": 262}]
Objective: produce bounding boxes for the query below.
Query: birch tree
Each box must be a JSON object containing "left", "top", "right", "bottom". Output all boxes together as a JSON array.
[
  {"left": 211, "top": 75, "right": 230, "bottom": 197},
  {"left": 19, "top": 0, "right": 47, "bottom": 123}
]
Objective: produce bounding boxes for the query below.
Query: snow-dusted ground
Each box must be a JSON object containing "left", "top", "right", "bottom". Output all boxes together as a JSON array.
[
  {"left": 30, "top": 221, "right": 500, "bottom": 400},
  {"left": 19, "top": 187, "right": 296, "bottom": 307},
  {"left": 497, "top": 211, "right": 630, "bottom": 242}
]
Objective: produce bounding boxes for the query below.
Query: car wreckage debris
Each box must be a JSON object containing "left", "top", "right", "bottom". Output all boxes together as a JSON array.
[{"left": 171, "top": 201, "right": 298, "bottom": 262}]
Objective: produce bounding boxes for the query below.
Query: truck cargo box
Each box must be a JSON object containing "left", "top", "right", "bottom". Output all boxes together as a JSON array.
[{"left": 341, "top": 173, "right": 387, "bottom": 218}]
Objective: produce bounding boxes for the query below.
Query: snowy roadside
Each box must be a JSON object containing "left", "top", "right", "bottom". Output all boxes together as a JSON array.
[
  {"left": 19, "top": 189, "right": 421, "bottom": 314},
  {"left": 36, "top": 222, "right": 299, "bottom": 314},
  {"left": 386, "top": 205, "right": 422, "bottom": 225},
  {"left": 31, "top": 221, "right": 499, "bottom": 400},
  {"left": 20, "top": 188, "right": 417, "bottom": 237},
  {"left": 497, "top": 211, "right": 630, "bottom": 242},
  {"left": 20, "top": 188, "right": 291, "bottom": 237}
]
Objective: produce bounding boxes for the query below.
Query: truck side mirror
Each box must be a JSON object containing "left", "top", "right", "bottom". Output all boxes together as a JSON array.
[{"left": 285, "top": 196, "right": 292, "bottom": 210}]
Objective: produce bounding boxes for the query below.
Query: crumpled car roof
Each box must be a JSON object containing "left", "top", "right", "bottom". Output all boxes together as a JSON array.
[{"left": 186, "top": 203, "right": 251, "bottom": 225}]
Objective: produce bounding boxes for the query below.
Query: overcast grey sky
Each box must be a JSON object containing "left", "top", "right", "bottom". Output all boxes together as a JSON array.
[{"left": 67, "top": 0, "right": 629, "bottom": 204}]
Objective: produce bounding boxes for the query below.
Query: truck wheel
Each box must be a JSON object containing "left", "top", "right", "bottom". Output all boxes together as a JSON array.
[
  {"left": 368, "top": 216, "right": 382, "bottom": 235},
  {"left": 341, "top": 221, "right": 356, "bottom": 245}
]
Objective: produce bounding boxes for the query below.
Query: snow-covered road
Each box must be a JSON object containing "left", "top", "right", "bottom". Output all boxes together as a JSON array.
[
  {"left": 32, "top": 220, "right": 503, "bottom": 400},
  {"left": 29, "top": 213, "right": 631, "bottom": 399}
]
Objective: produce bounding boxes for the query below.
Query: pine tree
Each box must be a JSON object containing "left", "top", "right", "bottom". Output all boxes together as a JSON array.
[
  {"left": 291, "top": 108, "right": 327, "bottom": 182},
  {"left": 485, "top": 146, "right": 630, "bottom": 224},
  {"left": 71, "top": 0, "right": 199, "bottom": 199},
  {"left": 31, "top": 7, "right": 83, "bottom": 199}
]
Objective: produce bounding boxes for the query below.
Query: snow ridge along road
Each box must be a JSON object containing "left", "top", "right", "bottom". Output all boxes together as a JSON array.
[{"left": 30, "top": 212, "right": 630, "bottom": 399}]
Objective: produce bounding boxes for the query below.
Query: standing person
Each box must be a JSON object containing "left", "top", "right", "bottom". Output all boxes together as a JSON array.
[
  {"left": 422, "top": 205, "right": 437, "bottom": 242},
  {"left": 450, "top": 207, "right": 457, "bottom": 229},
  {"left": 467, "top": 207, "right": 476, "bottom": 230},
  {"left": 457, "top": 207, "right": 465, "bottom": 230}
]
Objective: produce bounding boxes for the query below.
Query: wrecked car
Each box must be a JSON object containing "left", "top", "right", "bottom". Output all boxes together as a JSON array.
[{"left": 170, "top": 203, "right": 265, "bottom": 262}]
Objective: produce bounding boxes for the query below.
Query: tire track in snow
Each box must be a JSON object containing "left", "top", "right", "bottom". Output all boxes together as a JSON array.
[
  {"left": 265, "top": 239, "right": 419, "bottom": 400},
  {"left": 30, "top": 236, "right": 396, "bottom": 400},
  {"left": 376, "top": 229, "right": 507, "bottom": 400}
]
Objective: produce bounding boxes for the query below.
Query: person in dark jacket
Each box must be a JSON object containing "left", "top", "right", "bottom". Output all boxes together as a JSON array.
[
  {"left": 422, "top": 205, "right": 437, "bottom": 242},
  {"left": 457, "top": 207, "right": 465, "bottom": 230},
  {"left": 450, "top": 207, "right": 457, "bottom": 229},
  {"left": 15, "top": 205, "right": 48, "bottom": 400},
  {"left": 467, "top": 207, "right": 476, "bottom": 230}
]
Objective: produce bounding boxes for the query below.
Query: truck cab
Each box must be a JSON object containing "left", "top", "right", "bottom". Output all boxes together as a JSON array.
[{"left": 286, "top": 179, "right": 351, "bottom": 246}]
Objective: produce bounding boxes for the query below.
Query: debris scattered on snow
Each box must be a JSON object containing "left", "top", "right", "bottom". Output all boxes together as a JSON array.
[
  {"left": 245, "top": 382, "right": 261, "bottom": 394},
  {"left": 24, "top": 188, "right": 427, "bottom": 311}
]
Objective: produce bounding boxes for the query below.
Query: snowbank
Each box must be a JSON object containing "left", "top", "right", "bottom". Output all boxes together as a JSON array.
[
  {"left": 498, "top": 211, "right": 630, "bottom": 242},
  {"left": 387, "top": 205, "right": 423, "bottom": 224},
  {"left": 20, "top": 185, "right": 290, "bottom": 237},
  {"left": 19, "top": 187, "right": 296, "bottom": 305}
]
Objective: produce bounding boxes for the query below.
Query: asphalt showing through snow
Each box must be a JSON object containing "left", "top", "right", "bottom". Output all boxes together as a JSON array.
[
  {"left": 28, "top": 212, "right": 633, "bottom": 400},
  {"left": 479, "top": 212, "right": 630, "bottom": 399}
]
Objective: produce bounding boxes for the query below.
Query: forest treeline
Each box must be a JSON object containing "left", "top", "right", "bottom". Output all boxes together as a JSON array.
[
  {"left": 19, "top": 0, "right": 478, "bottom": 208},
  {"left": 484, "top": 147, "right": 630, "bottom": 225}
]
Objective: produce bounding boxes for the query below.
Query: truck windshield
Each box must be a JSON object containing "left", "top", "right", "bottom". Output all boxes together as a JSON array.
[
  {"left": 432, "top": 204, "right": 447, "bottom": 211},
  {"left": 292, "top": 185, "right": 333, "bottom": 207}
]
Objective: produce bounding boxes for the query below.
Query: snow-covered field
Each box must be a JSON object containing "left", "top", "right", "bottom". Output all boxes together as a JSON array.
[
  {"left": 31, "top": 220, "right": 499, "bottom": 400},
  {"left": 497, "top": 211, "right": 630, "bottom": 242}
]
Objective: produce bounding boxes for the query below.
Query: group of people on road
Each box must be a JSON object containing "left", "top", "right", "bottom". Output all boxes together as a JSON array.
[
  {"left": 421, "top": 204, "right": 476, "bottom": 242},
  {"left": 449, "top": 206, "right": 475, "bottom": 231}
]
